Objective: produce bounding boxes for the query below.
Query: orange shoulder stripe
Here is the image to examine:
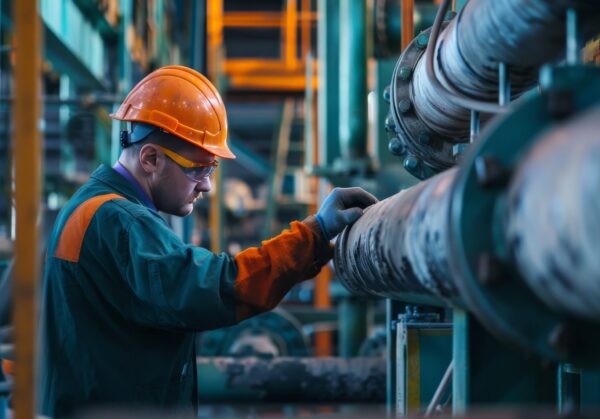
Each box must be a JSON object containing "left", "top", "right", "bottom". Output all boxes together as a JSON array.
[{"left": 54, "top": 193, "right": 125, "bottom": 262}]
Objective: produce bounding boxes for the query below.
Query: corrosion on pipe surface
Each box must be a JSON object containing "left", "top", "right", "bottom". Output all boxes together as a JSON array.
[
  {"left": 335, "top": 169, "right": 460, "bottom": 303},
  {"left": 196, "top": 356, "right": 385, "bottom": 402}
]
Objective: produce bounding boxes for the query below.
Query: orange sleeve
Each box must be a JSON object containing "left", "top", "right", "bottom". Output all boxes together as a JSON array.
[{"left": 233, "top": 216, "right": 333, "bottom": 321}]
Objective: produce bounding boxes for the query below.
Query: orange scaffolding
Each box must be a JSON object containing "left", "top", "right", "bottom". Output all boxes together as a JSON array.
[{"left": 207, "top": 0, "right": 318, "bottom": 92}]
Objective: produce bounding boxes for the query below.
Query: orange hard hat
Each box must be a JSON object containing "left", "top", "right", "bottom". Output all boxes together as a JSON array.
[{"left": 110, "top": 65, "right": 235, "bottom": 159}]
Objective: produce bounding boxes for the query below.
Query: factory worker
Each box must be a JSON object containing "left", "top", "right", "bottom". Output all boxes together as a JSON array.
[{"left": 38, "top": 65, "right": 377, "bottom": 417}]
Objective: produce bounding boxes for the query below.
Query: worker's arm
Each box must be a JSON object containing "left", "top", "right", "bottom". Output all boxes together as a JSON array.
[
  {"left": 233, "top": 187, "right": 378, "bottom": 321},
  {"left": 103, "top": 187, "right": 376, "bottom": 331},
  {"left": 233, "top": 215, "right": 332, "bottom": 321}
]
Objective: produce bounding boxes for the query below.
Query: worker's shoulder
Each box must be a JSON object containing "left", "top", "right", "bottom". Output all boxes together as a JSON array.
[{"left": 99, "top": 196, "right": 158, "bottom": 222}]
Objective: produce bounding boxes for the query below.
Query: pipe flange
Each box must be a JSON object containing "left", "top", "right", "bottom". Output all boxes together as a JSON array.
[
  {"left": 449, "top": 65, "right": 600, "bottom": 366},
  {"left": 388, "top": 24, "right": 458, "bottom": 180}
]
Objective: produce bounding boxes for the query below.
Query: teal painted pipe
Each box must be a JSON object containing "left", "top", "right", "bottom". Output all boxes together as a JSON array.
[
  {"left": 373, "top": 1, "right": 439, "bottom": 58},
  {"left": 317, "top": 0, "right": 341, "bottom": 166},
  {"left": 339, "top": 0, "right": 368, "bottom": 160},
  {"left": 338, "top": 297, "right": 369, "bottom": 357}
]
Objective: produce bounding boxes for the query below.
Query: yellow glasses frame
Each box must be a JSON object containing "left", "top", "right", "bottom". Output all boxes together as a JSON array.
[
  {"left": 155, "top": 144, "right": 219, "bottom": 181},
  {"left": 155, "top": 145, "right": 219, "bottom": 169}
]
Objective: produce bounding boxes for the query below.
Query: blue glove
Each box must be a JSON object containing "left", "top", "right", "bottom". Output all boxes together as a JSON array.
[{"left": 315, "top": 187, "right": 378, "bottom": 240}]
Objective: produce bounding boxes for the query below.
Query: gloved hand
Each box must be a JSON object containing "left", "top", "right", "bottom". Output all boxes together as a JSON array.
[{"left": 315, "top": 187, "right": 378, "bottom": 240}]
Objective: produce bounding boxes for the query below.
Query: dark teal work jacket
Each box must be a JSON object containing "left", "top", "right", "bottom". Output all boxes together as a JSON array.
[
  {"left": 39, "top": 165, "right": 239, "bottom": 417},
  {"left": 39, "top": 165, "right": 330, "bottom": 417}
]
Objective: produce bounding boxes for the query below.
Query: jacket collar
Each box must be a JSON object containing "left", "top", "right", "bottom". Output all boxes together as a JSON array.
[{"left": 89, "top": 164, "right": 158, "bottom": 212}]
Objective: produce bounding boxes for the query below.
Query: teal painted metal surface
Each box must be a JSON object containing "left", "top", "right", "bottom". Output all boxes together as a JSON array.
[
  {"left": 339, "top": 0, "right": 367, "bottom": 161},
  {"left": 338, "top": 298, "right": 368, "bottom": 357},
  {"left": 111, "top": 0, "right": 134, "bottom": 163},
  {"left": 304, "top": 52, "right": 315, "bottom": 170},
  {"left": 455, "top": 0, "right": 469, "bottom": 12},
  {"left": 228, "top": 138, "right": 270, "bottom": 178},
  {"left": 40, "top": 0, "right": 108, "bottom": 89},
  {"left": 452, "top": 309, "right": 469, "bottom": 415},
  {"left": 263, "top": 102, "right": 286, "bottom": 240},
  {"left": 375, "top": 59, "right": 418, "bottom": 195},
  {"left": 373, "top": 1, "right": 438, "bottom": 58},
  {"left": 580, "top": 368, "right": 600, "bottom": 409},
  {"left": 43, "top": 23, "right": 106, "bottom": 90},
  {"left": 190, "top": 0, "right": 206, "bottom": 72},
  {"left": 449, "top": 65, "right": 600, "bottom": 366},
  {"left": 317, "top": 0, "right": 341, "bottom": 166},
  {"left": 396, "top": 310, "right": 452, "bottom": 416},
  {"left": 386, "top": 299, "right": 404, "bottom": 413},
  {"left": 376, "top": 58, "right": 398, "bottom": 167},
  {"left": 118, "top": 0, "right": 133, "bottom": 93},
  {"left": 452, "top": 310, "right": 556, "bottom": 413},
  {"left": 154, "top": 0, "right": 169, "bottom": 67},
  {"left": 558, "top": 363, "right": 581, "bottom": 414},
  {"left": 71, "top": 0, "right": 118, "bottom": 40}
]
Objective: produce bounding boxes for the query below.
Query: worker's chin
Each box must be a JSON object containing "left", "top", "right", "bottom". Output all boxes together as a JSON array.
[
  {"left": 165, "top": 204, "right": 193, "bottom": 217},
  {"left": 179, "top": 204, "right": 194, "bottom": 217}
]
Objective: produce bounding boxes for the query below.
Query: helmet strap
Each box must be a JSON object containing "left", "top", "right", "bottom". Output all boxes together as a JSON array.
[{"left": 120, "top": 129, "right": 131, "bottom": 148}]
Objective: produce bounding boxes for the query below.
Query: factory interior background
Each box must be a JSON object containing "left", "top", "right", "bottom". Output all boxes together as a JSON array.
[{"left": 1, "top": 0, "right": 600, "bottom": 417}]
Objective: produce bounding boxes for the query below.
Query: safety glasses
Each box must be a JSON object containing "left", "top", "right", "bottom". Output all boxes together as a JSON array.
[{"left": 155, "top": 144, "right": 219, "bottom": 182}]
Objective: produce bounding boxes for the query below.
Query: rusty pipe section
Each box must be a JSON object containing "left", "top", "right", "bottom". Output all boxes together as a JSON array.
[
  {"left": 335, "top": 168, "right": 459, "bottom": 302},
  {"left": 411, "top": 0, "right": 600, "bottom": 139},
  {"left": 505, "top": 104, "right": 600, "bottom": 321},
  {"left": 197, "top": 357, "right": 385, "bottom": 402}
]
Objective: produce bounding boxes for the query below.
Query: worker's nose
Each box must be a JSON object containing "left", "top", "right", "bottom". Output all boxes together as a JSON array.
[{"left": 195, "top": 177, "right": 211, "bottom": 193}]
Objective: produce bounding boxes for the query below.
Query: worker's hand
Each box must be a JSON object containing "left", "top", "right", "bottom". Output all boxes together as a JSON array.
[{"left": 316, "top": 187, "right": 378, "bottom": 240}]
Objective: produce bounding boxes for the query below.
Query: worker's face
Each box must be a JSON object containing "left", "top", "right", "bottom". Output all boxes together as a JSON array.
[{"left": 141, "top": 138, "right": 215, "bottom": 217}]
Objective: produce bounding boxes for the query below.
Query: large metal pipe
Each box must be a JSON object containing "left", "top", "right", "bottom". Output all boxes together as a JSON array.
[
  {"left": 505, "top": 104, "right": 600, "bottom": 320},
  {"left": 411, "top": 0, "right": 600, "bottom": 139},
  {"left": 338, "top": 102, "right": 600, "bottom": 320},
  {"left": 335, "top": 168, "right": 460, "bottom": 303}
]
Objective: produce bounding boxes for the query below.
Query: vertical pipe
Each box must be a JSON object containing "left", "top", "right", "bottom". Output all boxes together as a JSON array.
[
  {"left": 207, "top": 0, "right": 225, "bottom": 252},
  {"left": 498, "top": 62, "right": 510, "bottom": 107},
  {"left": 190, "top": 0, "right": 207, "bottom": 71},
  {"left": 338, "top": 298, "right": 368, "bottom": 357},
  {"left": 469, "top": 110, "right": 479, "bottom": 143},
  {"left": 558, "top": 363, "right": 581, "bottom": 415},
  {"left": 401, "top": 0, "right": 415, "bottom": 51},
  {"left": 305, "top": 52, "right": 332, "bottom": 356},
  {"left": 185, "top": 0, "right": 207, "bottom": 245},
  {"left": 339, "top": 0, "right": 368, "bottom": 160},
  {"left": 317, "top": 0, "right": 340, "bottom": 166},
  {"left": 386, "top": 300, "right": 404, "bottom": 414},
  {"left": 452, "top": 309, "right": 469, "bottom": 415},
  {"left": 13, "top": 0, "right": 41, "bottom": 417},
  {"left": 566, "top": 8, "right": 579, "bottom": 65},
  {"left": 112, "top": 0, "right": 134, "bottom": 163}
]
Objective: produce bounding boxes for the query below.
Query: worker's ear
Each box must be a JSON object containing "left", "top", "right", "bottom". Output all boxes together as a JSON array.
[{"left": 138, "top": 144, "right": 161, "bottom": 174}]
